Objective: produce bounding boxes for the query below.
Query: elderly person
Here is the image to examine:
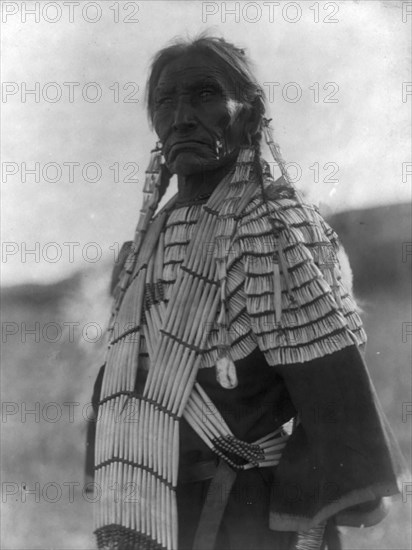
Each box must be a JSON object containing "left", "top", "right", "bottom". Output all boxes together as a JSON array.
[{"left": 89, "top": 36, "right": 407, "bottom": 550}]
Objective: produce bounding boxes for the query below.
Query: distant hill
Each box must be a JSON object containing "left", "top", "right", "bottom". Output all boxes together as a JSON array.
[
  {"left": 3, "top": 202, "right": 409, "bottom": 303},
  {"left": 328, "top": 202, "right": 411, "bottom": 294}
]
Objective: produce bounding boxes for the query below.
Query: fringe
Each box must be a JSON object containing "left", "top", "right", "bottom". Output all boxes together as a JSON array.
[{"left": 295, "top": 523, "right": 326, "bottom": 550}]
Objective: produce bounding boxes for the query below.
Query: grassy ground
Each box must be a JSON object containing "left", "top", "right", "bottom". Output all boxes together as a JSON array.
[{"left": 1, "top": 204, "right": 411, "bottom": 549}]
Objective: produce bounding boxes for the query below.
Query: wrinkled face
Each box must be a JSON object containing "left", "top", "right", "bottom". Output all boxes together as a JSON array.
[{"left": 152, "top": 52, "right": 249, "bottom": 176}]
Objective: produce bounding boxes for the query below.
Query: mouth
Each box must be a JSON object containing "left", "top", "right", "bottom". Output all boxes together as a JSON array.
[{"left": 167, "top": 140, "right": 213, "bottom": 160}]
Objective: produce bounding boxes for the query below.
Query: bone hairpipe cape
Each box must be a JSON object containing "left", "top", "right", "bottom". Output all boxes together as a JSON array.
[{"left": 93, "top": 145, "right": 406, "bottom": 549}]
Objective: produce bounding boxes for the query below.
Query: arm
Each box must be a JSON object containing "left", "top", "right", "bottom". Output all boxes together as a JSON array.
[{"left": 270, "top": 345, "right": 406, "bottom": 531}]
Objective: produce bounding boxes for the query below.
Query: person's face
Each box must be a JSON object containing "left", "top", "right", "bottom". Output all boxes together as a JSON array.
[{"left": 152, "top": 52, "right": 250, "bottom": 176}]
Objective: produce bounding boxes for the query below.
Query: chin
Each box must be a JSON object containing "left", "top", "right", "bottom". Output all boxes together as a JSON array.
[{"left": 169, "top": 152, "right": 225, "bottom": 176}]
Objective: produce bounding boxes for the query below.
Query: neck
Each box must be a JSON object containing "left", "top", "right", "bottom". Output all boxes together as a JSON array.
[{"left": 176, "top": 153, "right": 238, "bottom": 203}]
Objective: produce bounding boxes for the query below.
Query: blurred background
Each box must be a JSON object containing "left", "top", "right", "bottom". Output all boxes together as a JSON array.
[{"left": 1, "top": 1, "right": 411, "bottom": 548}]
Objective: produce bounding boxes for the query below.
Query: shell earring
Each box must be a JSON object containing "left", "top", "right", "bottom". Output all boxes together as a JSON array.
[{"left": 215, "top": 139, "right": 223, "bottom": 159}]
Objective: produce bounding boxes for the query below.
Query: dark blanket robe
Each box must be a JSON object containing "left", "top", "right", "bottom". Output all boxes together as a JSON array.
[{"left": 267, "top": 344, "right": 406, "bottom": 531}]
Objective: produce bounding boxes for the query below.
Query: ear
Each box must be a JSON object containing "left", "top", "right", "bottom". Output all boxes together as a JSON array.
[
  {"left": 244, "top": 98, "right": 263, "bottom": 140},
  {"left": 226, "top": 103, "right": 260, "bottom": 149}
]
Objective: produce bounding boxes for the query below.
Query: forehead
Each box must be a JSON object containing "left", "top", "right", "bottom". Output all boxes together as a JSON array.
[{"left": 156, "top": 51, "right": 233, "bottom": 91}]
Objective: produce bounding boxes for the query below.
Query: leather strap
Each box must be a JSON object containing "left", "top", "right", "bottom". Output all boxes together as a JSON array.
[
  {"left": 192, "top": 459, "right": 237, "bottom": 550},
  {"left": 179, "top": 459, "right": 218, "bottom": 484}
]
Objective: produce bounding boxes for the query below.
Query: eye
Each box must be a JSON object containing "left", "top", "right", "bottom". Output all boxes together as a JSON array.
[
  {"left": 155, "top": 95, "right": 173, "bottom": 108},
  {"left": 199, "top": 88, "right": 216, "bottom": 100},
  {"left": 154, "top": 82, "right": 176, "bottom": 108}
]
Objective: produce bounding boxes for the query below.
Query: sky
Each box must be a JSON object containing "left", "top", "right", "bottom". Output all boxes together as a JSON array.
[{"left": 1, "top": 0, "right": 411, "bottom": 286}]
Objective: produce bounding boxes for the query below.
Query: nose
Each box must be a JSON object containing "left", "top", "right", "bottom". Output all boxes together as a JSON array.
[{"left": 172, "top": 98, "right": 197, "bottom": 133}]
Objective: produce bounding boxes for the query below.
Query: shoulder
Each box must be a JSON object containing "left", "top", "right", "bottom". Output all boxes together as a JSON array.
[
  {"left": 236, "top": 172, "right": 339, "bottom": 260},
  {"left": 229, "top": 170, "right": 367, "bottom": 363}
]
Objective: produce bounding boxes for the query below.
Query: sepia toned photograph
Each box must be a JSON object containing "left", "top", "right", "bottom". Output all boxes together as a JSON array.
[{"left": 1, "top": 1, "right": 411, "bottom": 549}]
